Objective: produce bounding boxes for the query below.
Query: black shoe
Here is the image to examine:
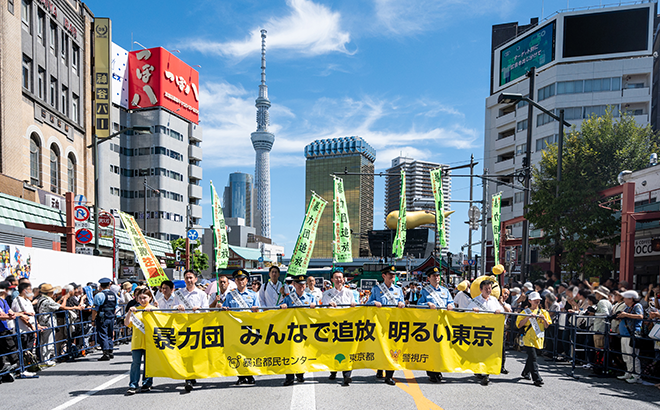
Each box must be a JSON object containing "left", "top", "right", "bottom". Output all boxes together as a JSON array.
[
  {"left": 98, "top": 355, "right": 110, "bottom": 362},
  {"left": 283, "top": 379, "right": 294, "bottom": 386},
  {"left": 480, "top": 376, "right": 490, "bottom": 386},
  {"left": 501, "top": 368, "right": 509, "bottom": 375},
  {"left": 521, "top": 373, "right": 531, "bottom": 380},
  {"left": 534, "top": 379, "right": 544, "bottom": 387},
  {"left": 140, "top": 386, "right": 151, "bottom": 392},
  {"left": 429, "top": 375, "right": 439, "bottom": 383},
  {"left": 475, "top": 374, "right": 485, "bottom": 380},
  {"left": 342, "top": 377, "right": 350, "bottom": 386},
  {"left": 385, "top": 378, "right": 396, "bottom": 386},
  {"left": 296, "top": 376, "right": 305, "bottom": 383},
  {"left": 1, "top": 373, "right": 15, "bottom": 383},
  {"left": 126, "top": 388, "right": 137, "bottom": 395},
  {"left": 184, "top": 381, "right": 193, "bottom": 392},
  {"left": 376, "top": 370, "right": 384, "bottom": 379},
  {"left": 109, "top": 353, "right": 114, "bottom": 359},
  {"left": 235, "top": 377, "right": 246, "bottom": 385},
  {"left": 245, "top": 376, "right": 255, "bottom": 385},
  {"left": 190, "top": 379, "right": 197, "bottom": 385},
  {"left": 329, "top": 372, "right": 337, "bottom": 380}
]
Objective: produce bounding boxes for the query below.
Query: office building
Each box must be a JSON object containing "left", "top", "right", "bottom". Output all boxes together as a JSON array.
[
  {"left": 385, "top": 156, "right": 451, "bottom": 255},
  {"left": 304, "top": 136, "right": 376, "bottom": 258},
  {"left": 223, "top": 172, "right": 254, "bottom": 227},
  {"left": 484, "top": 3, "right": 656, "bottom": 271}
]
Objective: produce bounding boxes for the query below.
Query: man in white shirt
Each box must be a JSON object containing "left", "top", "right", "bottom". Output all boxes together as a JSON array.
[
  {"left": 209, "top": 275, "right": 235, "bottom": 308},
  {"left": 259, "top": 266, "right": 286, "bottom": 308},
  {"left": 156, "top": 281, "right": 181, "bottom": 310},
  {"left": 321, "top": 270, "right": 356, "bottom": 386},
  {"left": 306, "top": 276, "right": 323, "bottom": 303},
  {"left": 175, "top": 270, "right": 209, "bottom": 392},
  {"left": 467, "top": 278, "right": 503, "bottom": 386}
]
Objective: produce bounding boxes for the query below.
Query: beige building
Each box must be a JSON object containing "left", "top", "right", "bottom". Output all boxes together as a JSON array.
[{"left": 0, "top": 0, "right": 94, "bottom": 208}]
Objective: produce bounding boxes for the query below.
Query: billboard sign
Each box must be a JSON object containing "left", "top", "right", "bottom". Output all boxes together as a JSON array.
[
  {"left": 111, "top": 43, "right": 130, "bottom": 109},
  {"left": 128, "top": 47, "right": 200, "bottom": 124},
  {"left": 500, "top": 22, "right": 555, "bottom": 86},
  {"left": 93, "top": 18, "right": 112, "bottom": 139}
]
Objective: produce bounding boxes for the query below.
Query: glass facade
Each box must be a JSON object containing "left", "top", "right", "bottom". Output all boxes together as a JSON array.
[{"left": 223, "top": 172, "right": 254, "bottom": 226}]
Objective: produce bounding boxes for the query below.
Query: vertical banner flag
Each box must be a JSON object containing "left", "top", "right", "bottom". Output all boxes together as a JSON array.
[
  {"left": 333, "top": 176, "right": 353, "bottom": 263},
  {"left": 210, "top": 181, "right": 229, "bottom": 269},
  {"left": 288, "top": 193, "right": 327, "bottom": 276},
  {"left": 430, "top": 168, "right": 447, "bottom": 248},
  {"left": 119, "top": 211, "right": 168, "bottom": 287},
  {"left": 392, "top": 169, "right": 407, "bottom": 259},
  {"left": 93, "top": 18, "right": 112, "bottom": 139},
  {"left": 491, "top": 193, "right": 502, "bottom": 266}
]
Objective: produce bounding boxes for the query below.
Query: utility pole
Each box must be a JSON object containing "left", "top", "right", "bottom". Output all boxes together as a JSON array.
[
  {"left": 185, "top": 204, "right": 191, "bottom": 271},
  {"left": 143, "top": 176, "right": 147, "bottom": 234},
  {"left": 521, "top": 67, "right": 535, "bottom": 282},
  {"left": 481, "top": 168, "right": 488, "bottom": 276},
  {"left": 467, "top": 154, "right": 475, "bottom": 279}
]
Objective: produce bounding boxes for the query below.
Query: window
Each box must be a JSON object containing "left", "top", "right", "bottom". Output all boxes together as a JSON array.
[
  {"left": 49, "top": 22, "right": 56, "bottom": 53},
  {"left": 557, "top": 80, "right": 583, "bottom": 95},
  {"left": 516, "top": 143, "right": 526, "bottom": 156},
  {"left": 61, "top": 86, "right": 67, "bottom": 115},
  {"left": 72, "top": 45, "right": 79, "bottom": 73},
  {"left": 514, "top": 192, "right": 525, "bottom": 204},
  {"left": 110, "top": 187, "right": 120, "bottom": 196},
  {"left": 30, "top": 134, "right": 40, "bottom": 186},
  {"left": 537, "top": 84, "right": 555, "bottom": 101},
  {"left": 559, "top": 107, "right": 583, "bottom": 121},
  {"left": 37, "top": 67, "right": 44, "bottom": 99},
  {"left": 584, "top": 104, "right": 619, "bottom": 119},
  {"left": 612, "top": 77, "right": 621, "bottom": 90},
  {"left": 72, "top": 94, "right": 79, "bottom": 123},
  {"left": 8, "top": 0, "right": 14, "bottom": 14},
  {"left": 21, "top": 0, "right": 30, "bottom": 31},
  {"left": 67, "top": 154, "right": 76, "bottom": 194},
  {"left": 37, "top": 9, "right": 44, "bottom": 41},
  {"left": 536, "top": 135, "right": 558, "bottom": 151},
  {"left": 60, "top": 31, "right": 67, "bottom": 64},
  {"left": 516, "top": 95, "right": 529, "bottom": 109},
  {"left": 516, "top": 119, "right": 527, "bottom": 132},
  {"left": 22, "top": 55, "right": 32, "bottom": 91},
  {"left": 49, "top": 77, "right": 56, "bottom": 107},
  {"left": 50, "top": 144, "right": 60, "bottom": 194},
  {"left": 537, "top": 111, "right": 555, "bottom": 127}
]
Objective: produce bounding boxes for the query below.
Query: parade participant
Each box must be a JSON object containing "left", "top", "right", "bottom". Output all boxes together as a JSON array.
[
  {"left": 209, "top": 275, "right": 233, "bottom": 308},
  {"left": 349, "top": 283, "right": 360, "bottom": 304},
  {"left": 367, "top": 266, "right": 405, "bottom": 386},
  {"left": 306, "top": 276, "right": 323, "bottom": 303},
  {"left": 453, "top": 280, "right": 472, "bottom": 309},
  {"left": 223, "top": 269, "right": 261, "bottom": 386},
  {"left": 418, "top": 266, "right": 454, "bottom": 383},
  {"left": 467, "top": 278, "right": 502, "bottom": 385},
  {"left": 91, "top": 278, "right": 117, "bottom": 361},
  {"left": 516, "top": 292, "right": 551, "bottom": 386},
  {"left": 156, "top": 281, "right": 181, "bottom": 310},
  {"left": 280, "top": 275, "right": 316, "bottom": 386},
  {"left": 175, "top": 270, "right": 209, "bottom": 392},
  {"left": 259, "top": 266, "right": 286, "bottom": 308},
  {"left": 321, "top": 270, "right": 356, "bottom": 386},
  {"left": 125, "top": 287, "right": 155, "bottom": 395}
]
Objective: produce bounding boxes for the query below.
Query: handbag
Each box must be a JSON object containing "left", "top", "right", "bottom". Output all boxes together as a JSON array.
[{"left": 649, "top": 323, "right": 660, "bottom": 341}]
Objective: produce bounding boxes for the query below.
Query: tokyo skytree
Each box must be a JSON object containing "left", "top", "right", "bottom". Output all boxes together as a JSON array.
[{"left": 251, "top": 29, "right": 274, "bottom": 238}]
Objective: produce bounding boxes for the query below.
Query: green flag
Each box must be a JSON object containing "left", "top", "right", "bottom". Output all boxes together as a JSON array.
[
  {"left": 492, "top": 192, "right": 502, "bottom": 266},
  {"left": 392, "top": 169, "right": 406, "bottom": 259},
  {"left": 430, "top": 168, "right": 447, "bottom": 248},
  {"left": 210, "top": 181, "right": 229, "bottom": 270},
  {"left": 288, "top": 193, "right": 327, "bottom": 276},
  {"left": 333, "top": 176, "right": 353, "bottom": 263}
]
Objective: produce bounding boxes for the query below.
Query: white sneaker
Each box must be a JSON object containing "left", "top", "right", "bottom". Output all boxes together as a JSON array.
[
  {"left": 626, "top": 376, "right": 640, "bottom": 384},
  {"left": 617, "top": 373, "right": 630, "bottom": 380},
  {"left": 21, "top": 371, "right": 36, "bottom": 377},
  {"left": 44, "top": 361, "right": 56, "bottom": 367},
  {"left": 582, "top": 363, "right": 593, "bottom": 369}
]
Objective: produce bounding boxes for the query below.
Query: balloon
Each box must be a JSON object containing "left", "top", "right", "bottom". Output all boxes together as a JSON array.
[
  {"left": 385, "top": 210, "right": 456, "bottom": 230},
  {"left": 492, "top": 264, "right": 505, "bottom": 276}
]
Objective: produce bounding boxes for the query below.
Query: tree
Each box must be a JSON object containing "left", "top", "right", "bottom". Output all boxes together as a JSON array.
[
  {"left": 526, "top": 110, "right": 659, "bottom": 278},
  {"left": 168, "top": 238, "right": 209, "bottom": 273}
]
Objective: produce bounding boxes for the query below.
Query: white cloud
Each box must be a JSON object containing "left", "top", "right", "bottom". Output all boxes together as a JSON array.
[{"left": 184, "top": 0, "right": 352, "bottom": 58}]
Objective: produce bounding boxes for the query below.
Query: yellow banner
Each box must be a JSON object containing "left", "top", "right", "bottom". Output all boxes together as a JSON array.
[
  {"left": 119, "top": 211, "right": 168, "bottom": 287},
  {"left": 143, "top": 307, "right": 503, "bottom": 379}
]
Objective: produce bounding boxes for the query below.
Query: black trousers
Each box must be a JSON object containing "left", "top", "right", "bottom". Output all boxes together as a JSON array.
[
  {"left": 523, "top": 346, "right": 541, "bottom": 382},
  {"left": 0, "top": 330, "right": 19, "bottom": 366},
  {"left": 426, "top": 371, "right": 442, "bottom": 378},
  {"left": 330, "top": 371, "right": 352, "bottom": 378},
  {"left": 379, "top": 370, "right": 394, "bottom": 378},
  {"left": 285, "top": 373, "right": 304, "bottom": 381}
]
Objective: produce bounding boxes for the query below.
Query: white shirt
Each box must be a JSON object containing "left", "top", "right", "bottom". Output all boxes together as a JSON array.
[
  {"left": 307, "top": 287, "right": 323, "bottom": 303},
  {"left": 176, "top": 287, "right": 209, "bottom": 310},
  {"left": 207, "top": 281, "right": 237, "bottom": 306},
  {"left": 156, "top": 293, "right": 181, "bottom": 310},
  {"left": 467, "top": 294, "right": 503, "bottom": 313},
  {"left": 259, "top": 280, "right": 284, "bottom": 307},
  {"left": 453, "top": 291, "right": 472, "bottom": 309},
  {"left": 321, "top": 287, "right": 355, "bottom": 306},
  {"left": 11, "top": 296, "right": 36, "bottom": 333}
]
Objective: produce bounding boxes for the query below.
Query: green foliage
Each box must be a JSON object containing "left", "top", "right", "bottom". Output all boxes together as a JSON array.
[
  {"left": 167, "top": 238, "right": 209, "bottom": 273},
  {"left": 527, "top": 110, "right": 659, "bottom": 277}
]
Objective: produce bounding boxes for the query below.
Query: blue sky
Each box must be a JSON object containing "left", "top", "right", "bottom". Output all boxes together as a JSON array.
[{"left": 90, "top": 0, "right": 605, "bottom": 258}]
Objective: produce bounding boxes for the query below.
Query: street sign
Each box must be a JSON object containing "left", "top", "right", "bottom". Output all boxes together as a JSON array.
[
  {"left": 75, "top": 221, "right": 90, "bottom": 229},
  {"left": 74, "top": 206, "right": 90, "bottom": 222},
  {"left": 75, "top": 228, "right": 93, "bottom": 244},
  {"left": 98, "top": 212, "right": 113, "bottom": 228},
  {"left": 468, "top": 259, "right": 476, "bottom": 266},
  {"left": 468, "top": 206, "right": 481, "bottom": 221},
  {"left": 257, "top": 256, "right": 264, "bottom": 263},
  {"left": 74, "top": 194, "right": 87, "bottom": 206},
  {"left": 360, "top": 279, "right": 378, "bottom": 291},
  {"left": 187, "top": 229, "right": 199, "bottom": 240},
  {"left": 76, "top": 247, "right": 93, "bottom": 255}
]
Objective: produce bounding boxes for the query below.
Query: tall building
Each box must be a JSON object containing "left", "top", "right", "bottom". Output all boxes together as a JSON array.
[
  {"left": 0, "top": 0, "right": 94, "bottom": 209},
  {"left": 484, "top": 3, "right": 656, "bottom": 271},
  {"left": 251, "top": 29, "right": 273, "bottom": 239},
  {"left": 98, "top": 45, "right": 203, "bottom": 241},
  {"left": 304, "top": 136, "right": 375, "bottom": 258},
  {"left": 385, "top": 156, "right": 452, "bottom": 255},
  {"left": 223, "top": 172, "right": 254, "bottom": 227}
]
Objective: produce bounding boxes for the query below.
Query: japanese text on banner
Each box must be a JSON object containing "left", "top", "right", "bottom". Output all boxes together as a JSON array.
[
  {"left": 119, "top": 211, "right": 168, "bottom": 287},
  {"left": 392, "top": 169, "right": 406, "bottom": 259},
  {"left": 210, "top": 181, "right": 228, "bottom": 269},
  {"left": 288, "top": 193, "right": 327, "bottom": 276},
  {"left": 430, "top": 168, "right": 447, "bottom": 248},
  {"left": 333, "top": 177, "right": 353, "bottom": 263}
]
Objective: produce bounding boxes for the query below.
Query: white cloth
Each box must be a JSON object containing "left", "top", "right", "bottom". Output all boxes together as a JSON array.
[
  {"left": 453, "top": 291, "right": 472, "bottom": 309},
  {"left": 156, "top": 293, "right": 181, "bottom": 310},
  {"left": 321, "top": 287, "right": 355, "bottom": 306},
  {"left": 11, "top": 296, "right": 36, "bottom": 333},
  {"left": 259, "top": 280, "right": 284, "bottom": 307},
  {"left": 467, "top": 295, "right": 503, "bottom": 313},
  {"left": 307, "top": 287, "right": 323, "bottom": 303},
  {"left": 177, "top": 287, "right": 209, "bottom": 310},
  {"left": 621, "top": 337, "right": 641, "bottom": 376}
]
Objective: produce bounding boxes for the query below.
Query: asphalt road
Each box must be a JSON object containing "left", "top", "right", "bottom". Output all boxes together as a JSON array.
[{"left": 2, "top": 344, "right": 659, "bottom": 410}]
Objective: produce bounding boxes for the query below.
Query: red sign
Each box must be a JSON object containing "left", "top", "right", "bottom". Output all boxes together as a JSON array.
[
  {"left": 98, "top": 212, "right": 113, "bottom": 228},
  {"left": 128, "top": 47, "right": 199, "bottom": 124},
  {"left": 74, "top": 206, "right": 90, "bottom": 222},
  {"left": 75, "top": 229, "right": 93, "bottom": 244}
]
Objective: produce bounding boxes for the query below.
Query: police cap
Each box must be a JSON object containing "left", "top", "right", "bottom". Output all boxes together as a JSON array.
[
  {"left": 424, "top": 266, "right": 441, "bottom": 277},
  {"left": 380, "top": 265, "right": 397, "bottom": 275},
  {"left": 98, "top": 278, "right": 112, "bottom": 285},
  {"left": 232, "top": 269, "right": 249, "bottom": 279}
]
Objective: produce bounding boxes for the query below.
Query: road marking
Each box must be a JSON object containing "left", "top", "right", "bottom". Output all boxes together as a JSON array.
[
  {"left": 51, "top": 372, "right": 129, "bottom": 410},
  {"left": 395, "top": 370, "right": 443, "bottom": 410},
  {"left": 290, "top": 373, "right": 315, "bottom": 410}
]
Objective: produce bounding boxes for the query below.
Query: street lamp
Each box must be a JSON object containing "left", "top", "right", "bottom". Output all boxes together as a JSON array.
[
  {"left": 497, "top": 91, "right": 571, "bottom": 279},
  {"left": 89, "top": 126, "right": 151, "bottom": 256}
]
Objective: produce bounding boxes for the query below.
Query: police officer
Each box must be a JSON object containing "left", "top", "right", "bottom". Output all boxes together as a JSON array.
[
  {"left": 92, "top": 278, "right": 117, "bottom": 361},
  {"left": 280, "top": 275, "right": 317, "bottom": 386},
  {"left": 418, "top": 266, "right": 454, "bottom": 383},
  {"left": 367, "top": 266, "right": 405, "bottom": 386},
  {"left": 223, "top": 269, "right": 261, "bottom": 385}
]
